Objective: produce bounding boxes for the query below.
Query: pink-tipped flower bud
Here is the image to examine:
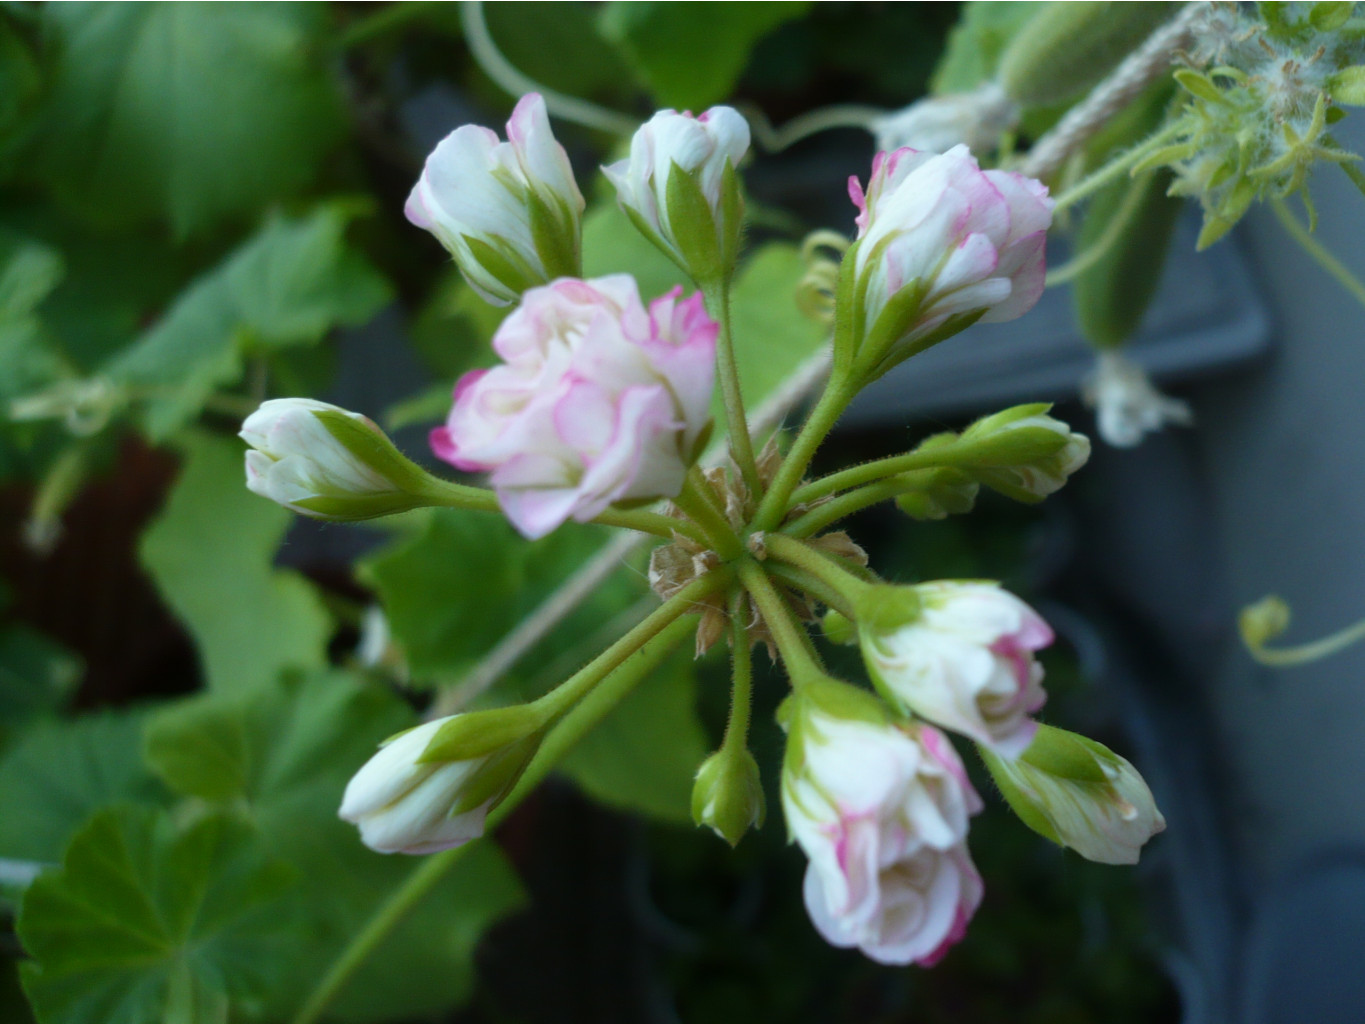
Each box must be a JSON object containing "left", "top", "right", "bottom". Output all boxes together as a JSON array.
[
  {"left": 857, "top": 582, "right": 1053, "bottom": 759},
  {"left": 781, "top": 693, "right": 983, "bottom": 966},
  {"left": 430, "top": 275, "right": 717, "bottom": 539},
  {"left": 603, "top": 106, "right": 749, "bottom": 285},
  {"left": 846, "top": 145, "right": 1053, "bottom": 379},
  {"left": 406, "top": 93, "right": 584, "bottom": 305}
]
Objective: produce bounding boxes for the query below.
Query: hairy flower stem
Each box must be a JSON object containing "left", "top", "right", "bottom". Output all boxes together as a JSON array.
[
  {"left": 293, "top": 613, "right": 698, "bottom": 1024},
  {"left": 532, "top": 571, "right": 733, "bottom": 720},
  {"left": 752, "top": 372, "right": 859, "bottom": 532},
  {"left": 703, "top": 281, "right": 762, "bottom": 496},
  {"left": 783, "top": 479, "right": 917, "bottom": 538},
  {"left": 764, "top": 534, "right": 873, "bottom": 605},
  {"left": 738, "top": 561, "right": 824, "bottom": 688},
  {"left": 674, "top": 472, "right": 745, "bottom": 559},
  {"left": 722, "top": 590, "right": 754, "bottom": 754},
  {"left": 1050, "top": 122, "right": 1185, "bottom": 213},
  {"left": 766, "top": 562, "right": 856, "bottom": 619}
]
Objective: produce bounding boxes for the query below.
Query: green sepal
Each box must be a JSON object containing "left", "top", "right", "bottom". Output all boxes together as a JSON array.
[
  {"left": 688, "top": 419, "right": 715, "bottom": 464},
  {"left": 691, "top": 747, "right": 765, "bottom": 847},
  {"left": 526, "top": 188, "right": 581, "bottom": 281},
  {"left": 1311, "top": 1, "right": 1354, "bottom": 31},
  {"left": 419, "top": 704, "right": 549, "bottom": 764},
  {"left": 852, "top": 583, "right": 922, "bottom": 636},
  {"left": 830, "top": 238, "right": 862, "bottom": 371},
  {"left": 856, "top": 278, "right": 926, "bottom": 375},
  {"left": 290, "top": 493, "right": 429, "bottom": 521},
  {"left": 865, "top": 309, "right": 986, "bottom": 383},
  {"left": 799, "top": 677, "right": 890, "bottom": 728},
  {"left": 664, "top": 159, "right": 723, "bottom": 286},
  {"left": 893, "top": 467, "right": 980, "bottom": 520},
  {"left": 1173, "top": 69, "right": 1226, "bottom": 105},
  {"left": 619, "top": 201, "right": 689, "bottom": 277},
  {"left": 1018, "top": 723, "right": 1111, "bottom": 783},
  {"left": 719, "top": 158, "right": 745, "bottom": 280},
  {"left": 979, "top": 745, "right": 1064, "bottom": 846},
  {"left": 313, "top": 408, "right": 430, "bottom": 494},
  {"left": 449, "top": 734, "right": 542, "bottom": 816},
  {"left": 462, "top": 233, "right": 544, "bottom": 297}
]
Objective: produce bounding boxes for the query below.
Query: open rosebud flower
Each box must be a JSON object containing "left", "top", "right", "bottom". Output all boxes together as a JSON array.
[
  {"left": 983, "top": 724, "right": 1166, "bottom": 865},
  {"left": 431, "top": 275, "right": 717, "bottom": 539},
  {"left": 957, "top": 403, "right": 1091, "bottom": 503},
  {"left": 782, "top": 694, "right": 983, "bottom": 965},
  {"left": 846, "top": 145, "right": 1053, "bottom": 379},
  {"left": 1082, "top": 350, "right": 1193, "bottom": 448},
  {"left": 857, "top": 582, "right": 1053, "bottom": 759},
  {"left": 603, "top": 106, "right": 749, "bottom": 285},
  {"left": 242, "top": 398, "right": 427, "bottom": 521},
  {"left": 406, "top": 93, "right": 584, "bottom": 305},
  {"left": 339, "top": 714, "right": 537, "bottom": 855},
  {"left": 871, "top": 82, "right": 1019, "bottom": 157}
]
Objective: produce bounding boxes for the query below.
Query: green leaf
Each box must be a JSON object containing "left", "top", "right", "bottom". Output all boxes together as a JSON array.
[
  {"left": 598, "top": 1, "right": 810, "bottom": 108},
  {"left": 108, "top": 206, "right": 391, "bottom": 440},
  {"left": 0, "top": 18, "right": 42, "bottom": 153},
  {"left": 359, "top": 507, "right": 640, "bottom": 686},
  {"left": 0, "top": 623, "right": 82, "bottom": 749},
  {"left": 18, "top": 806, "right": 296, "bottom": 1024},
  {"left": 139, "top": 432, "right": 332, "bottom": 693},
  {"left": 559, "top": 649, "right": 708, "bottom": 823},
  {"left": 931, "top": 1, "right": 1047, "bottom": 95},
  {"left": 142, "top": 672, "right": 528, "bottom": 1022},
  {"left": 0, "top": 710, "right": 167, "bottom": 864},
  {"left": 1312, "top": 1, "right": 1354, "bottom": 31},
  {"left": 727, "top": 242, "right": 830, "bottom": 411},
  {"left": 27, "top": 4, "right": 345, "bottom": 236},
  {"left": 482, "top": 2, "right": 639, "bottom": 101},
  {"left": 0, "top": 230, "right": 69, "bottom": 404}
]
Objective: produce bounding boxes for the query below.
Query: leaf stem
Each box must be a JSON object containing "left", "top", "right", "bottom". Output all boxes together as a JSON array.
[
  {"left": 783, "top": 478, "right": 915, "bottom": 538},
  {"left": 1051, "top": 123, "right": 1184, "bottom": 213},
  {"left": 790, "top": 439, "right": 974, "bottom": 507},
  {"left": 703, "top": 281, "right": 761, "bottom": 497},
  {"left": 766, "top": 562, "right": 856, "bottom": 619},
  {"left": 721, "top": 590, "right": 753, "bottom": 754},
  {"left": 1045, "top": 170, "right": 1154, "bottom": 287},
  {"left": 763, "top": 534, "right": 871, "bottom": 606}
]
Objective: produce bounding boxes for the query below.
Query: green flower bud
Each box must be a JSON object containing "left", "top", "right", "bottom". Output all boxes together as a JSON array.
[
  {"left": 692, "top": 748, "right": 766, "bottom": 846},
  {"left": 956, "top": 404, "right": 1091, "bottom": 503},
  {"left": 893, "top": 467, "right": 980, "bottom": 521}
]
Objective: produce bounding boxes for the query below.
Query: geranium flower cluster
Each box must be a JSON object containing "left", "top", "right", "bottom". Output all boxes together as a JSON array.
[{"left": 241, "top": 93, "right": 1164, "bottom": 966}]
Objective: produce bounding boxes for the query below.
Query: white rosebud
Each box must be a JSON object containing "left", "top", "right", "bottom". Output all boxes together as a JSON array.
[
  {"left": 782, "top": 693, "right": 984, "bottom": 965},
  {"left": 983, "top": 724, "right": 1165, "bottom": 866},
  {"left": 958, "top": 403, "right": 1091, "bottom": 503},
  {"left": 871, "top": 83, "right": 1019, "bottom": 156},
  {"left": 1082, "top": 350, "right": 1193, "bottom": 448},
  {"left": 406, "top": 93, "right": 584, "bottom": 305},
  {"left": 603, "top": 106, "right": 749, "bottom": 285},
  {"left": 241, "top": 398, "right": 426, "bottom": 521},
  {"left": 339, "top": 712, "right": 539, "bottom": 855},
  {"left": 857, "top": 582, "right": 1053, "bottom": 759}
]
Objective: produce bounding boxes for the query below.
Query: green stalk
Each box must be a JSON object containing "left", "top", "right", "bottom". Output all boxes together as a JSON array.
[
  {"left": 783, "top": 478, "right": 914, "bottom": 537},
  {"left": 673, "top": 471, "right": 745, "bottom": 559},
  {"left": 1051, "top": 122, "right": 1184, "bottom": 213},
  {"left": 703, "top": 281, "right": 762, "bottom": 496},
  {"left": 790, "top": 442, "right": 974, "bottom": 507},
  {"left": 1246, "top": 613, "right": 1365, "bottom": 667},
  {"left": 737, "top": 561, "right": 824, "bottom": 688},
  {"left": 591, "top": 505, "right": 705, "bottom": 543},
  {"left": 721, "top": 590, "right": 753, "bottom": 754},
  {"left": 751, "top": 373, "right": 860, "bottom": 532},
  {"left": 292, "top": 614, "right": 698, "bottom": 1024},
  {"left": 766, "top": 562, "right": 857, "bottom": 619},
  {"left": 763, "top": 534, "right": 872, "bottom": 606},
  {"left": 1271, "top": 196, "right": 1365, "bottom": 311}
]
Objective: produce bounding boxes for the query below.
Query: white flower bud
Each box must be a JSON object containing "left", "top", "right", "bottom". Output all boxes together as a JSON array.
[
  {"left": 983, "top": 724, "right": 1165, "bottom": 866},
  {"left": 241, "top": 398, "right": 427, "bottom": 521}
]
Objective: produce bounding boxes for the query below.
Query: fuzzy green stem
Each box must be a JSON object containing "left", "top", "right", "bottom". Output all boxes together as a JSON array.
[
  {"left": 673, "top": 471, "right": 745, "bottom": 559},
  {"left": 763, "top": 534, "right": 872, "bottom": 606},
  {"left": 1271, "top": 196, "right": 1365, "bottom": 311},
  {"left": 737, "top": 561, "right": 823, "bottom": 688},
  {"left": 766, "top": 563, "right": 856, "bottom": 619},
  {"left": 531, "top": 571, "right": 731, "bottom": 721},
  {"left": 292, "top": 613, "right": 695, "bottom": 1024},
  {"left": 591, "top": 506, "right": 706, "bottom": 542},
  {"left": 752, "top": 372, "right": 859, "bottom": 532},
  {"left": 722, "top": 590, "right": 753, "bottom": 754},
  {"left": 1051, "top": 122, "right": 1184, "bottom": 213},
  {"left": 703, "top": 281, "right": 761, "bottom": 495},
  {"left": 783, "top": 479, "right": 913, "bottom": 537},
  {"left": 790, "top": 439, "right": 980, "bottom": 507}
]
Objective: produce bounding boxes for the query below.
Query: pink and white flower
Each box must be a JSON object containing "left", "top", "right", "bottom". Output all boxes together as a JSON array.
[
  {"left": 783, "top": 704, "right": 984, "bottom": 965},
  {"left": 847, "top": 145, "right": 1054, "bottom": 375},
  {"left": 406, "top": 93, "right": 584, "bottom": 305},
  {"left": 859, "top": 582, "right": 1053, "bottom": 759},
  {"left": 430, "top": 274, "right": 717, "bottom": 539},
  {"left": 603, "top": 106, "right": 749, "bottom": 281}
]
